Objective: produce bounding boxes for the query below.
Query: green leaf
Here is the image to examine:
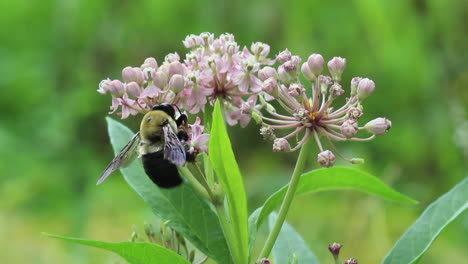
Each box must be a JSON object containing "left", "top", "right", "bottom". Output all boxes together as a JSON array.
[
  {"left": 249, "top": 167, "right": 417, "bottom": 250},
  {"left": 44, "top": 233, "right": 190, "bottom": 264},
  {"left": 209, "top": 100, "right": 249, "bottom": 264},
  {"left": 268, "top": 212, "right": 320, "bottom": 264},
  {"left": 382, "top": 177, "right": 468, "bottom": 264},
  {"left": 105, "top": 117, "right": 232, "bottom": 264}
]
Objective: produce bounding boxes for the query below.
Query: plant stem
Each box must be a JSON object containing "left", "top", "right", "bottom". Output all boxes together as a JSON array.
[
  {"left": 258, "top": 138, "right": 313, "bottom": 260},
  {"left": 178, "top": 166, "right": 210, "bottom": 201},
  {"left": 215, "top": 204, "right": 242, "bottom": 264}
]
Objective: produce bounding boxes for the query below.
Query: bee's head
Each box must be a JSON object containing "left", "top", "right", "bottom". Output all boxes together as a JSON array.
[{"left": 152, "top": 103, "right": 175, "bottom": 119}]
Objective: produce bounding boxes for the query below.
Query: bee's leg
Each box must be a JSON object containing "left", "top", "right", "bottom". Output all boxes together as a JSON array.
[
  {"left": 185, "top": 151, "right": 196, "bottom": 162},
  {"left": 175, "top": 114, "right": 188, "bottom": 128},
  {"left": 177, "top": 130, "right": 189, "bottom": 141}
]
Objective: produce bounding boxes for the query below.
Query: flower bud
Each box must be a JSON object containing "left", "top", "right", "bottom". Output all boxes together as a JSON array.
[
  {"left": 345, "top": 258, "right": 358, "bottom": 264},
  {"left": 277, "top": 66, "right": 292, "bottom": 83},
  {"left": 273, "top": 138, "right": 290, "bottom": 152},
  {"left": 327, "top": 56, "right": 346, "bottom": 81},
  {"left": 108, "top": 80, "right": 125, "bottom": 97},
  {"left": 169, "top": 61, "right": 184, "bottom": 77},
  {"left": 276, "top": 49, "right": 292, "bottom": 63},
  {"left": 301, "top": 63, "right": 316, "bottom": 81},
  {"left": 122, "top": 67, "right": 145, "bottom": 84},
  {"left": 364, "top": 117, "right": 391, "bottom": 135},
  {"left": 357, "top": 78, "right": 375, "bottom": 100},
  {"left": 153, "top": 71, "right": 169, "bottom": 88},
  {"left": 125, "top": 82, "right": 141, "bottom": 97},
  {"left": 141, "top": 57, "right": 158, "bottom": 69},
  {"left": 330, "top": 83, "right": 344, "bottom": 97},
  {"left": 260, "top": 258, "right": 271, "bottom": 264},
  {"left": 350, "top": 77, "right": 362, "bottom": 96},
  {"left": 251, "top": 42, "right": 270, "bottom": 59},
  {"left": 307, "top": 53, "right": 324, "bottom": 76},
  {"left": 347, "top": 107, "right": 363, "bottom": 120},
  {"left": 340, "top": 119, "right": 359, "bottom": 138},
  {"left": 168, "top": 74, "right": 185, "bottom": 93},
  {"left": 317, "top": 150, "right": 336, "bottom": 168},
  {"left": 328, "top": 242, "right": 342, "bottom": 259},
  {"left": 350, "top": 158, "right": 365, "bottom": 164},
  {"left": 258, "top": 66, "right": 277, "bottom": 81},
  {"left": 263, "top": 77, "right": 278, "bottom": 95}
]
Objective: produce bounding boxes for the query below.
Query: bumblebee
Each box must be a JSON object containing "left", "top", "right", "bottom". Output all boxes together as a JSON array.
[{"left": 97, "top": 103, "right": 190, "bottom": 188}]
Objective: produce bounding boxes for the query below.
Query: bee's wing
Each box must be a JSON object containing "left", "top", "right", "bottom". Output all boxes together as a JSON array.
[
  {"left": 97, "top": 132, "right": 141, "bottom": 185},
  {"left": 162, "top": 125, "right": 186, "bottom": 166}
]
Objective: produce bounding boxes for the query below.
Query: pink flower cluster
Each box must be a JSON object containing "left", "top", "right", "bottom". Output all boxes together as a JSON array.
[{"left": 98, "top": 32, "right": 392, "bottom": 167}]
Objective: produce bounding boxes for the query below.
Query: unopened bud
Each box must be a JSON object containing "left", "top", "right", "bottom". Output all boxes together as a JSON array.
[
  {"left": 278, "top": 66, "right": 292, "bottom": 83},
  {"left": 126, "top": 82, "right": 141, "bottom": 97},
  {"left": 168, "top": 61, "right": 184, "bottom": 77},
  {"left": 350, "top": 77, "right": 362, "bottom": 96},
  {"left": 307, "top": 53, "right": 324, "bottom": 76},
  {"left": 347, "top": 107, "right": 363, "bottom": 120},
  {"left": 327, "top": 57, "right": 347, "bottom": 81},
  {"left": 328, "top": 242, "right": 342, "bottom": 258},
  {"left": 350, "top": 158, "right": 365, "bottom": 164},
  {"left": 340, "top": 119, "right": 359, "bottom": 138},
  {"left": 364, "top": 117, "right": 391, "bottom": 135},
  {"left": 357, "top": 78, "right": 375, "bottom": 100},
  {"left": 330, "top": 83, "right": 344, "bottom": 97},
  {"left": 260, "top": 258, "right": 271, "bottom": 264},
  {"left": 122, "top": 67, "right": 145, "bottom": 84},
  {"left": 345, "top": 258, "right": 358, "bottom": 264},
  {"left": 276, "top": 49, "right": 292, "bottom": 63},
  {"left": 263, "top": 77, "right": 278, "bottom": 95},
  {"left": 153, "top": 71, "right": 168, "bottom": 88},
  {"left": 141, "top": 57, "right": 158, "bottom": 69},
  {"left": 301, "top": 62, "right": 316, "bottom": 81},
  {"left": 168, "top": 74, "right": 185, "bottom": 93},
  {"left": 273, "top": 138, "right": 290, "bottom": 152},
  {"left": 317, "top": 150, "right": 336, "bottom": 168},
  {"left": 108, "top": 80, "right": 125, "bottom": 97},
  {"left": 258, "top": 66, "right": 277, "bottom": 81}
]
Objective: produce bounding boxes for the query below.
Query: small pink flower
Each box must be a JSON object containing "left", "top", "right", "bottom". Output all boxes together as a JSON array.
[{"left": 188, "top": 117, "right": 210, "bottom": 154}]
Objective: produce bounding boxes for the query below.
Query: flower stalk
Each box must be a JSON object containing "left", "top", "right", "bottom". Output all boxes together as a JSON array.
[{"left": 257, "top": 137, "right": 314, "bottom": 260}]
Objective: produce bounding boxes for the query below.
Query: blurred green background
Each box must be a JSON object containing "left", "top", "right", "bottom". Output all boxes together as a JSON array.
[{"left": 1, "top": 0, "right": 466, "bottom": 263}]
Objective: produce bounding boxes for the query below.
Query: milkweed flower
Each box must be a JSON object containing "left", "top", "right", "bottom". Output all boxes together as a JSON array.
[
  {"left": 97, "top": 33, "right": 391, "bottom": 167},
  {"left": 255, "top": 52, "right": 392, "bottom": 167}
]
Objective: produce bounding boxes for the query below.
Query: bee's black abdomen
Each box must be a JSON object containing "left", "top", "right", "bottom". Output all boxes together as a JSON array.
[{"left": 141, "top": 151, "right": 182, "bottom": 188}]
